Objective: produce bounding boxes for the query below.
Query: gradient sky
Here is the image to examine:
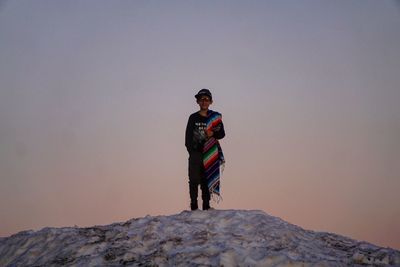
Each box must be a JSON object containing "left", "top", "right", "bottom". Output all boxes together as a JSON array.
[{"left": 1, "top": 1, "right": 399, "bottom": 249}]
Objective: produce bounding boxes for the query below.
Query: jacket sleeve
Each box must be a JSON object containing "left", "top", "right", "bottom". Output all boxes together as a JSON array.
[
  {"left": 185, "top": 115, "right": 194, "bottom": 153},
  {"left": 213, "top": 117, "right": 225, "bottom": 140}
]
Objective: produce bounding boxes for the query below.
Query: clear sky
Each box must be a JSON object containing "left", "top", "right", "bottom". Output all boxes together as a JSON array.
[{"left": 1, "top": 0, "right": 399, "bottom": 249}]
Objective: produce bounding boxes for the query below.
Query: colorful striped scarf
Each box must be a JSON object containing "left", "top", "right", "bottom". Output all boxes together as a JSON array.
[{"left": 203, "top": 110, "right": 225, "bottom": 201}]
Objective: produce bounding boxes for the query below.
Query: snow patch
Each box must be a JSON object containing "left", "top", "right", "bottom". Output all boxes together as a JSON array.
[{"left": 1, "top": 209, "right": 399, "bottom": 266}]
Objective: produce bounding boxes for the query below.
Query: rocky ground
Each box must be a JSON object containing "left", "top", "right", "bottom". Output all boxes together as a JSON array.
[{"left": 1, "top": 209, "right": 399, "bottom": 266}]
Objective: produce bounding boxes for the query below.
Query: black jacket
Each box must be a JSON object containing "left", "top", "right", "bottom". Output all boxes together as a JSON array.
[{"left": 185, "top": 111, "right": 225, "bottom": 154}]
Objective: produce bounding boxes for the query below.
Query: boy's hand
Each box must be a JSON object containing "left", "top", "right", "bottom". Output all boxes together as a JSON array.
[{"left": 206, "top": 130, "right": 214, "bottom": 137}]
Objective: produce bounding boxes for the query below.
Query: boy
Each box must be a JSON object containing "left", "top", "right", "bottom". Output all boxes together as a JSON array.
[{"left": 185, "top": 89, "right": 225, "bottom": 211}]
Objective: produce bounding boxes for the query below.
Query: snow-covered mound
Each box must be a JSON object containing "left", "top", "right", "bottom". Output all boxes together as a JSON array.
[{"left": 1, "top": 209, "right": 399, "bottom": 266}]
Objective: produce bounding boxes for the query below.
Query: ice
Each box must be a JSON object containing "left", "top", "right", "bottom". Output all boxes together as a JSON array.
[{"left": 1, "top": 209, "right": 399, "bottom": 266}]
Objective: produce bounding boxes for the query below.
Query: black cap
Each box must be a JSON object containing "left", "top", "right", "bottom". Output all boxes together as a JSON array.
[{"left": 195, "top": 88, "right": 212, "bottom": 100}]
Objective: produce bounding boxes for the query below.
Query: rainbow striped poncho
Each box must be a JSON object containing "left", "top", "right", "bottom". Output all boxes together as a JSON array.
[{"left": 203, "top": 110, "right": 225, "bottom": 201}]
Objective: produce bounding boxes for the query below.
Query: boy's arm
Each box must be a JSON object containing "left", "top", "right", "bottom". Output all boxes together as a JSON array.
[
  {"left": 185, "top": 115, "right": 194, "bottom": 153},
  {"left": 213, "top": 120, "right": 225, "bottom": 140}
]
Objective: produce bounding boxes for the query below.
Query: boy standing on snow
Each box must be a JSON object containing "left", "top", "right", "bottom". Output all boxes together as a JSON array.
[{"left": 185, "top": 89, "right": 225, "bottom": 211}]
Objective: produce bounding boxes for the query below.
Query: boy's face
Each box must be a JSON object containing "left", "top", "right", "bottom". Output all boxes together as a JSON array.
[{"left": 197, "top": 96, "right": 212, "bottom": 110}]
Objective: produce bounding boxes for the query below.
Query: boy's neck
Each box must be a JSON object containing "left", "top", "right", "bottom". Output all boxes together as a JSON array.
[{"left": 198, "top": 109, "right": 208, "bottom": 116}]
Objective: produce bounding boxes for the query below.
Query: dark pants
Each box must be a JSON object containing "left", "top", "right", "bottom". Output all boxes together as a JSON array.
[{"left": 188, "top": 151, "right": 210, "bottom": 208}]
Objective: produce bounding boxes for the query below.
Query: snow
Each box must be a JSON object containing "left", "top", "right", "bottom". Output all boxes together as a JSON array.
[{"left": 1, "top": 209, "right": 399, "bottom": 266}]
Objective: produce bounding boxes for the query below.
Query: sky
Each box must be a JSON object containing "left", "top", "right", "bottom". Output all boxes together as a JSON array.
[{"left": 0, "top": 0, "right": 399, "bottom": 250}]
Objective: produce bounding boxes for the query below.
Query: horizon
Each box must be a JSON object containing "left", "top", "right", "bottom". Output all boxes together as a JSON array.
[{"left": 1, "top": 1, "right": 399, "bottom": 249}]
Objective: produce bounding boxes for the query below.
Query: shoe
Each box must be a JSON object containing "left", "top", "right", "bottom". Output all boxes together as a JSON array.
[
  {"left": 190, "top": 202, "right": 198, "bottom": 211},
  {"left": 202, "top": 202, "right": 211, "bottom": 210}
]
